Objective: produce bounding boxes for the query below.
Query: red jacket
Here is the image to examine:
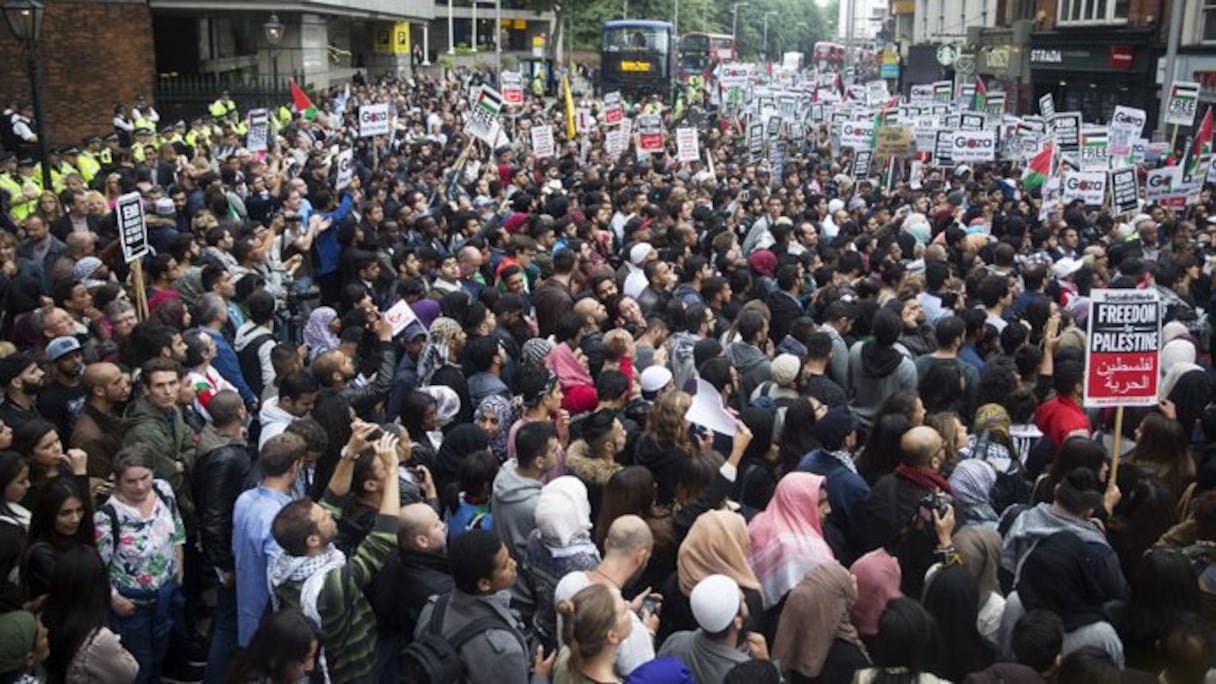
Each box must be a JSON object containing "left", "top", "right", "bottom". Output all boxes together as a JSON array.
[{"left": 1034, "top": 394, "right": 1090, "bottom": 448}]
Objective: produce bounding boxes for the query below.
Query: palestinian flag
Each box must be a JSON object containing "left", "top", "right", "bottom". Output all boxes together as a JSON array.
[
  {"left": 1022, "top": 141, "right": 1054, "bottom": 192},
  {"left": 290, "top": 80, "right": 317, "bottom": 120},
  {"left": 1183, "top": 106, "right": 1213, "bottom": 184},
  {"left": 971, "top": 76, "right": 987, "bottom": 112}
]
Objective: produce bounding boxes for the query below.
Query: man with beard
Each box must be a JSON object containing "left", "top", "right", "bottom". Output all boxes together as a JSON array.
[
  {"left": 0, "top": 352, "right": 43, "bottom": 429},
  {"left": 72, "top": 361, "right": 132, "bottom": 483},
  {"left": 309, "top": 318, "right": 396, "bottom": 500},
  {"left": 895, "top": 295, "right": 937, "bottom": 358},
  {"left": 37, "top": 336, "right": 87, "bottom": 441},
  {"left": 669, "top": 303, "right": 712, "bottom": 392}
]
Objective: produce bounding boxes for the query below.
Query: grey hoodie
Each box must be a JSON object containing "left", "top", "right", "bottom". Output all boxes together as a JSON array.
[
  {"left": 725, "top": 341, "right": 771, "bottom": 406},
  {"left": 1001, "top": 502, "right": 1128, "bottom": 600},
  {"left": 669, "top": 331, "right": 701, "bottom": 392},
  {"left": 491, "top": 460, "right": 543, "bottom": 563}
]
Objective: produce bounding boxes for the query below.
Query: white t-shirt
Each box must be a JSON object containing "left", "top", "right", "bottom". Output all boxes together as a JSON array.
[{"left": 553, "top": 571, "right": 654, "bottom": 676}]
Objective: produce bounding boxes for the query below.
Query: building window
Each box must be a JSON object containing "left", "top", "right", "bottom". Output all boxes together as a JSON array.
[
  {"left": 1205, "top": 0, "right": 1216, "bottom": 42},
  {"left": 1056, "top": 0, "right": 1127, "bottom": 24}
]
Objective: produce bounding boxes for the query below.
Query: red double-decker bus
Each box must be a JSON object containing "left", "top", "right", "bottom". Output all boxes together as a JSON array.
[{"left": 679, "top": 32, "right": 736, "bottom": 79}]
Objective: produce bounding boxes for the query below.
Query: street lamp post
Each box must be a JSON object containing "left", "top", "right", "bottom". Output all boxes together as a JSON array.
[
  {"left": 3, "top": 0, "right": 50, "bottom": 190},
  {"left": 731, "top": 2, "right": 749, "bottom": 53},
  {"left": 263, "top": 14, "right": 283, "bottom": 103},
  {"left": 762, "top": 11, "right": 776, "bottom": 63}
]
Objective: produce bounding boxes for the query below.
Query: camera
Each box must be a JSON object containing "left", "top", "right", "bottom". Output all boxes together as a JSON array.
[{"left": 918, "top": 491, "right": 953, "bottom": 524}]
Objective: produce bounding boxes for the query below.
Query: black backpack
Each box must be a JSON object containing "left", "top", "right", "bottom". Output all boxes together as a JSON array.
[
  {"left": 236, "top": 331, "right": 275, "bottom": 400},
  {"left": 400, "top": 592, "right": 526, "bottom": 684}
]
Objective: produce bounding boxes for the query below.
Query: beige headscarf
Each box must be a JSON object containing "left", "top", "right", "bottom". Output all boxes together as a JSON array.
[
  {"left": 955, "top": 525, "right": 1003, "bottom": 603},
  {"left": 677, "top": 509, "right": 760, "bottom": 594},
  {"left": 772, "top": 562, "right": 867, "bottom": 678}
]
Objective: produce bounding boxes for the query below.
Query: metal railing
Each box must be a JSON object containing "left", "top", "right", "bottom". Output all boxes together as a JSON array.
[{"left": 153, "top": 72, "right": 302, "bottom": 122}]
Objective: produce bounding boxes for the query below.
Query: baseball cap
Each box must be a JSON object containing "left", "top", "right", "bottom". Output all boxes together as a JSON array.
[
  {"left": 689, "top": 574, "right": 741, "bottom": 633},
  {"left": 1052, "top": 257, "right": 1084, "bottom": 279},
  {"left": 46, "top": 336, "right": 82, "bottom": 362}
]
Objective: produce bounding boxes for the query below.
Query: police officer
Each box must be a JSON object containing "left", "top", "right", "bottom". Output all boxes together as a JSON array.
[
  {"left": 209, "top": 89, "right": 237, "bottom": 118},
  {"left": 76, "top": 135, "right": 103, "bottom": 185},
  {"left": 9, "top": 157, "right": 41, "bottom": 222}
]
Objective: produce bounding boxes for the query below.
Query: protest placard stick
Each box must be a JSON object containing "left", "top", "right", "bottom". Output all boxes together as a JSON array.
[
  {"left": 131, "top": 260, "right": 149, "bottom": 322},
  {"left": 1108, "top": 405, "right": 1124, "bottom": 496}
]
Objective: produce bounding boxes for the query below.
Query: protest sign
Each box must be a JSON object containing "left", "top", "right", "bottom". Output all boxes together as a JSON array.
[
  {"left": 910, "top": 84, "right": 934, "bottom": 103},
  {"left": 853, "top": 150, "right": 874, "bottom": 179},
  {"left": 686, "top": 379, "right": 738, "bottom": 436},
  {"left": 875, "top": 126, "right": 912, "bottom": 158},
  {"left": 335, "top": 149, "right": 355, "bottom": 190},
  {"left": 246, "top": 109, "right": 269, "bottom": 153},
  {"left": 951, "top": 130, "right": 996, "bottom": 162},
  {"left": 959, "top": 113, "right": 986, "bottom": 132},
  {"left": 748, "top": 122, "right": 764, "bottom": 162},
  {"left": 637, "top": 114, "right": 663, "bottom": 154},
  {"left": 117, "top": 192, "right": 148, "bottom": 264},
  {"left": 466, "top": 85, "right": 505, "bottom": 144},
  {"left": 1145, "top": 167, "right": 1179, "bottom": 204},
  {"left": 1165, "top": 81, "right": 1201, "bottom": 127},
  {"left": 603, "top": 91, "right": 623, "bottom": 125},
  {"left": 934, "top": 130, "right": 955, "bottom": 166},
  {"left": 1110, "top": 167, "right": 1139, "bottom": 213},
  {"left": 933, "top": 80, "right": 954, "bottom": 103},
  {"left": 1052, "top": 112, "right": 1082, "bottom": 152},
  {"left": 531, "top": 124, "right": 555, "bottom": 158},
  {"left": 676, "top": 127, "right": 700, "bottom": 162},
  {"left": 383, "top": 299, "right": 419, "bottom": 337},
  {"left": 500, "top": 71, "right": 524, "bottom": 105},
  {"left": 359, "top": 103, "right": 391, "bottom": 137},
  {"left": 1108, "top": 106, "right": 1146, "bottom": 155},
  {"left": 1080, "top": 130, "right": 1109, "bottom": 171},
  {"left": 1039, "top": 93, "right": 1056, "bottom": 119},
  {"left": 1084, "top": 289, "right": 1161, "bottom": 407},
  {"left": 1062, "top": 171, "right": 1107, "bottom": 205},
  {"left": 841, "top": 120, "right": 874, "bottom": 150}
]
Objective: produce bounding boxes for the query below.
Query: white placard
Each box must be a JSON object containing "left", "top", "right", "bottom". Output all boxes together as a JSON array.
[
  {"left": 1062, "top": 171, "right": 1107, "bottom": 205},
  {"left": 951, "top": 130, "right": 997, "bottom": 162},
  {"left": 685, "top": 378, "right": 737, "bottom": 436},
  {"left": 359, "top": 103, "right": 391, "bottom": 138},
  {"left": 1166, "top": 81, "right": 1201, "bottom": 127},
  {"left": 840, "top": 120, "right": 874, "bottom": 150},
  {"left": 466, "top": 85, "right": 505, "bottom": 145},
  {"left": 676, "top": 127, "right": 700, "bottom": 162},
  {"left": 384, "top": 299, "right": 419, "bottom": 337},
  {"left": 335, "top": 149, "right": 355, "bottom": 190},
  {"left": 531, "top": 124, "right": 555, "bottom": 158},
  {"left": 1145, "top": 167, "right": 1179, "bottom": 204},
  {"left": 246, "top": 109, "right": 269, "bottom": 153}
]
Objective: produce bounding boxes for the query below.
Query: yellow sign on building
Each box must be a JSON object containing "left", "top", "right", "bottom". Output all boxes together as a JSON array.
[{"left": 374, "top": 22, "right": 410, "bottom": 54}]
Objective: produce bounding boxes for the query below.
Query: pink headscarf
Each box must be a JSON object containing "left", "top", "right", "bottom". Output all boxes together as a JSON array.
[
  {"left": 546, "top": 341, "right": 594, "bottom": 390},
  {"left": 849, "top": 548, "right": 903, "bottom": 636},
  {"left": 747, "top": 472, "right": 835, "bottom": 608},
  {"left": 748, "top": 250, "right": 777, "bottom": 278}
]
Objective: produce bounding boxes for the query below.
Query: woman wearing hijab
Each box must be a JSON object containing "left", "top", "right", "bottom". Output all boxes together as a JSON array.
[
  {"left": 658, "top": 510, "right": 764, "bottom": 643},
  {"left": 922, "top": 564, "right": 996, "bottom": 680},
  {"left": 304, "top": 306, "right": 341, "bottom": 360},
  {"left": 849, "top": 548, "right": 903, "bottom": 643},
  {"left": 949, "top": 459, "right": 999, "bottom": 529},
  {"left": 417, "top": 317, "right": 472, "bottom": 424},
  {"left": 1000, "top": 531, "right": 1125, "bottom": 667},
  {"left": 431, "top": 424, "right": 490, "bottom": 506},
  {"left": 772, "top": 561, "right": 870, "bottom": 684},
  {"left": 954, "top": 525, "right": 1006, "bottom": 646},
  {"left": 546, "top": 319, "right": 598, "bottom": 415},
  {"left": 525, "top": 476, "right": 601, "bottom": 649},
  {"left": 1165, "top": 366, "right": 1213, "bottom": 442},
  {"left": 747, "top": 472, "right": 836, "bottom": 611},
  {"left": 477, "top": 394, "right": 516, "bottom": 462},
  {"left": 847, "top": 308, "right": 918, "bottom": 431}
]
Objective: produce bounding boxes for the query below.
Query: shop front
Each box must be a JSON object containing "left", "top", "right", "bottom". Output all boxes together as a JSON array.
[{"left": 1029, "top": 29, "right": 1157, "bottom": 128}]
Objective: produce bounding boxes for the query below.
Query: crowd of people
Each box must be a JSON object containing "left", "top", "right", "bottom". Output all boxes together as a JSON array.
[{"left": 0, "top": 64, "right": 1214, "bottom": 684}]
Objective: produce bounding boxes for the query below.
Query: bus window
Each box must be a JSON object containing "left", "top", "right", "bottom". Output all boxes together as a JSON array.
[{"left": 603, "top": 27, "right": 669, "bottom": 53}]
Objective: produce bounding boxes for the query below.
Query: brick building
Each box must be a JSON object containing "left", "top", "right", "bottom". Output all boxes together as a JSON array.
[{"left": 0, "top": 0, "right": 155, "bottom": 146}]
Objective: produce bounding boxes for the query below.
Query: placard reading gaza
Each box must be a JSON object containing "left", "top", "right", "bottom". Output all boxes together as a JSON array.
[
  {"left": 1084, "top": 289, "right": 1160, "bottom": 407},
  {"left": 950, "top": 131, "right": 995, "bottom": 162}
]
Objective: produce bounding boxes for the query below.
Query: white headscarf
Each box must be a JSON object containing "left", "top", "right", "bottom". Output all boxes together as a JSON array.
[{"left": 533, "top": 476, "right": 592, "bottom": 547}]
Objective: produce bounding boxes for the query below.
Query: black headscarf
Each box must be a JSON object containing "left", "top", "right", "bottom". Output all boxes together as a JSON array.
[
  {"left": 432, "top": 423, "right": 491, "bottom": 499},
  {"left": 1169, "top": 368, "right": 1214, "bottom": 439},
  {"left": 1016, "top": 531, "right": 1109, "bottom": 631}
]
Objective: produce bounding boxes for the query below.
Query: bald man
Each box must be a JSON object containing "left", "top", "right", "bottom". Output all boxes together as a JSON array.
[
  {"left": 71, "top": 361, "right": 132, "bottom": 482},
  {"left": 861, "top": 425, "right": 954, "bottom": 596},
  {"left": 552, "top": 515, "right": 657, "bottom": 677},
  {"left": 369, "top": 503, "right": 454, "bottom": 679}
]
